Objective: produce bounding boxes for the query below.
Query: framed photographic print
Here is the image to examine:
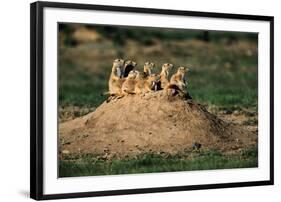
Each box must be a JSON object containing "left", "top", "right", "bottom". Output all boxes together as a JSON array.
[{"left": 30, "top": 1, "right": 274, "bottom": 200}]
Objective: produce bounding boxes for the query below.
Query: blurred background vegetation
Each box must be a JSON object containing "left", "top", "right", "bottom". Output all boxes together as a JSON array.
[{"left": 58, "top": 23, "right": 258, "bottom": 122}]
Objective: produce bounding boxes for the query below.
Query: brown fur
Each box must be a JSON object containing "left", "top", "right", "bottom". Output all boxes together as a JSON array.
[
  {"left": 121, "top": 70, "right": 139, "bottom": 95},
  {"left": 105, "top": 59, "right": 126, "bottom": 102},
  {"left": 135, "top": 74, "right": 160, "bottom": 94},
  {"left": 139, "top": 61, "right": 155, "bottom": 79},
  {"left": 165, "top": 66, "right": 191, "bottom": 99},
  {"left": 169, "top": 66, "right": 189, "bottom": 91},
  {"left": 159, "top": 63, "right": 174, "bottom": 89},
  {"left": 165, "top": 84, "right": 192, "bottom": 99}
]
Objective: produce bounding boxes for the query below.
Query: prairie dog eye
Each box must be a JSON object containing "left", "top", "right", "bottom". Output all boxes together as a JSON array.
[{"left": 114, "top": 58, "right": 124, "bottom": 64}]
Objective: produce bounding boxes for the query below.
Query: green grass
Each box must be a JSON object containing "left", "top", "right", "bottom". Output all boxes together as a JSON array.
[
  {"left": 189, "top": 68, "right": 258, "bottom": 108},
  {"left": 59, "top": 148, "right": 258, "bottom": 177},
  {"left": 58, "top": 62, "right": 109, "bottom": 108}
]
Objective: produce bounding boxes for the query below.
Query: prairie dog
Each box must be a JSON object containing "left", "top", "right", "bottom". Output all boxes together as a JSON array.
[
  {"left": 122, "top": 60, "right": 137, "bottom": 78},
  {"left": 165, "top": 83, "right": 190, "bottom": 98},
  {"left": 135, "top": 74, "right": 160, "bottom": 94},
  {"left": 108, "top": 59, "right": 125, "bottom": 96},
  {"left": 165, "top": 66, "right": 191, "bottom": 99},
  {"left": 170, "top": 66, "right": 190, "bottom": 91},
  {"left": 159, "top": 63, "right": 174, "bottom": 89},
  {"left": 138, "top": 61, "right": 155, "bottom": 79},
  {"left": 121, "top": 70, "right": 139, "bottom": 95}
]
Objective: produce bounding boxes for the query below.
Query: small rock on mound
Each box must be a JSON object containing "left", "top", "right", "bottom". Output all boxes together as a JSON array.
[{"left": 59, "top": 91, "right": 257, "bottom": 158}]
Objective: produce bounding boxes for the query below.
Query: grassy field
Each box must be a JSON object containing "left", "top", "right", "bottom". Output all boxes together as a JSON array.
[
  {"left": 58, "top": 24, "right": 258, "bottom": 176},
  {"left": 60, "top": 148, "right": 258, "bottom": 177}
]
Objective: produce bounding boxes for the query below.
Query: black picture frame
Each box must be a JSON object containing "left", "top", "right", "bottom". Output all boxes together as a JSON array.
[{"left": 30, "top": 1, "right": 274, "bottom": 200}]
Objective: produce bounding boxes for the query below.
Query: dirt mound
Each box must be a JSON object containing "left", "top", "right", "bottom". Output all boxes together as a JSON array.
[{"left": 59, "top": 91, "right": 257, "bottom": 158}]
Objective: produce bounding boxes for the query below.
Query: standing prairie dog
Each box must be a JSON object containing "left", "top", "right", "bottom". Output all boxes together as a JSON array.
[
  {"left": 138, "top": 61, "right": 155, "bottom": 79},
  {"left": 170, "top": 66, "right": 190, "bottom": 91},
  {"left": 108, "top": 58, "right": 125, "bottom": 96},
  {"left": 122, "top": 60, "right": 137, "bottom": 78},
  {"left": 121, "top": 70, "right": 139, "bottom": 95},
  {"left": 165, "top": 66, "right": 191, "bottom": 98},
  {"left": 159, "top": 63, "right": 174, "bottom": 89}
]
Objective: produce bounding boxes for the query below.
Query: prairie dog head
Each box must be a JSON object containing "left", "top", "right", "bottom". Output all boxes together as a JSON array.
[
  {"left": 127, "top": 70, "right": 139, "bottom": 79},
  {"left": 143, "top": 61, "right": 155, "bottom": 76},
  {"left": 161, "top": 63, "right": 174, "bottom": 75},
  {"left": 112, "top": 58, "right": 125, "bottom": 77},
  {"left": 177, "top": 66, "right": 190, "bottom": 75}
]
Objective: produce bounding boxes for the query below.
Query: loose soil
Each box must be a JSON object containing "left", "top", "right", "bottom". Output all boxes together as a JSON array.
[{"left": 59, "top": 91, "right": 257, "bottom": 159}]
